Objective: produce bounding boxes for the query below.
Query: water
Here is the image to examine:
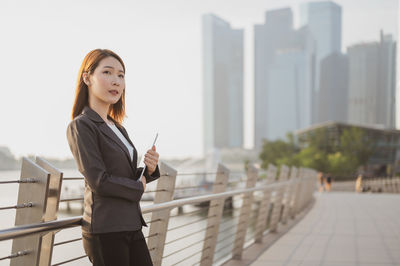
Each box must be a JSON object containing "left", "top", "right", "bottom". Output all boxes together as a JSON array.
[{"left": 0, "top": 170, "right": 257, "bottom": 266}]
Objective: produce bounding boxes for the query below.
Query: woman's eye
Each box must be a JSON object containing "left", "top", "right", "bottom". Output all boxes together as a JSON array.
[
  {"left": 103, "top": 71, "right": 110, "bottom": 74},
  {"left": 119, "top": 75, "right": 125, "bottom": 78}
]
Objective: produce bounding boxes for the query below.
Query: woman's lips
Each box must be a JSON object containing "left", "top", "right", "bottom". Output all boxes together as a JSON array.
[{"left": 109, "top": 90, "right": 118, "bottom": 96}]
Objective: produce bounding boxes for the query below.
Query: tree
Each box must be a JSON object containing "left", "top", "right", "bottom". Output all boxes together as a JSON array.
[
  {"left": 258, "top": 127, "right": 374, "bottom": 178},
  {"left": 259, "top": 133, "right": 298, "bottom": 169},
  {"left": 339, "top": 127, "right": 374, "bottom": 169}
]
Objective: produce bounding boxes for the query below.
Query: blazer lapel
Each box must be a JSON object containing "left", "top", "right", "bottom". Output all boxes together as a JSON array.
[
  {"left": 98, "top": 124, "right": 133, "bottom": 163},
  {"left": 118, "top": 126, "right": 139, "bottom": 168},
  {"left": 81, "top": 106, "right": 133, "bottom": 166}
]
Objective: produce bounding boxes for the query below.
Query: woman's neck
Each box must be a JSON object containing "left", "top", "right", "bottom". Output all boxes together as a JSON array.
[{"left": 88, "top": 100, "right": 110, "bottom": 123}]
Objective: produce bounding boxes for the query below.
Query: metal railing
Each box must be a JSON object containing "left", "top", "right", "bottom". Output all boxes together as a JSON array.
[
  {"left": 0, "top": 157, "right": 317, "bottom": 266},
  {"left": 355, "top": 176, "right": 400, "bottom": 193}
]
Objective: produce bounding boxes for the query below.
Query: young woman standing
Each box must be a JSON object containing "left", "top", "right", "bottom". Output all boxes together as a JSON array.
[{"left": 67, "top": 49, "right": 160, "bottom": 266}]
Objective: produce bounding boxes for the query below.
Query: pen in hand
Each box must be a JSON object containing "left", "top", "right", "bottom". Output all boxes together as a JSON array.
[{"left": 139, "top": 133, "right": 159, "bottom": 183}]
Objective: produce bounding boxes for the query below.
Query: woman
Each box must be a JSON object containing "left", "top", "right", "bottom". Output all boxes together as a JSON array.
[{"left": 66, "top": 49, "right": 160, "bottom": 266}]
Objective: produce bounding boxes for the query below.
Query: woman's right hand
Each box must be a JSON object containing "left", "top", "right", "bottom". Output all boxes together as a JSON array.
[{"left": 141, "top": 177, "right": 146, "bottom": 191}]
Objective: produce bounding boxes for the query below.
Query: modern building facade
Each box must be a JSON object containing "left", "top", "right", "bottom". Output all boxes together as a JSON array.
[
  {"left": 202, "top": 14, "right": 244, "bottom": 154},
  {"left": 396, "top": 4, "right": 400, "bottom": 169},
  {"left": 254, "top": 8, "right": 294, "bottom": 149},
  {"left": 347, "top": 31, "right": 396, "bottom": 128},
  {"left": 300, "top": 1, "right": 342, "bottom": 123},
  {"left": 316, "top": 52, "right": 349, "bottom": 123},
  {"left": 254, "top": 8, "right": 314, "bottom": 148}
]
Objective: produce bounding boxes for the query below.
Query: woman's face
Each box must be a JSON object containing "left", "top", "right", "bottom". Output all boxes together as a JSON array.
[{"left": 85, "top": 56, "right": 125, "bottom": 106}]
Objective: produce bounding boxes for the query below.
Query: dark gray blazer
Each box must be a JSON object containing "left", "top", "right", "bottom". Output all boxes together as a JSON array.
[{"left": 66, "top": 105, "right": 160, "bottom": 234}]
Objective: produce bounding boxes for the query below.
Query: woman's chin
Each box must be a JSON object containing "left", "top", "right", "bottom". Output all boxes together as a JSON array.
[{"left": 107, "top": 97, "right": 121, "bottom": 105}]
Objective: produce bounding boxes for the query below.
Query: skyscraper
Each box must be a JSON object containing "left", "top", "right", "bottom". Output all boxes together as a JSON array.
[
  {"left": 254, "top": 8, "right": 314, "bottom": 148},
  {"left": 254, "top": 8, "right": 295, "bottom": 149},
  {"left": 300, "top": 1, "right": 342, "bottom": 123},
  {"left": 397, "top": 3, "right": 400, "bottom": 129},
  {"left": 317, "top": 52, "right": 349, "bottom": 123},
  {"left": 202, "top": 14, "right": 244, "bottom": 154},
  {"left": 347, "top": 31, "right": 396, "bottom": 128}
]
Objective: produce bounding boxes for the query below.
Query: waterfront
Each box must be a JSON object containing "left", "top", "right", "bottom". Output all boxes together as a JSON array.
[{"left": 0, "top": 170, "right": 256, "bottom": 266}]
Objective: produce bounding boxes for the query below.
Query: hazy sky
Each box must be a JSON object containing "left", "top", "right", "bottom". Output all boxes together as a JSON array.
[{"left": 0, "top": 0, "right": 398, "bottom": 160}]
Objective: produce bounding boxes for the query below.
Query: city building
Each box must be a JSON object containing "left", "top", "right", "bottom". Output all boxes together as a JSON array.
[
  {"left": 396, "top": 3, "right": 400, "bottom": 171},
  {"left": 316, "top": 52, "right": 349, "bottom": 123},
  {"left": 300, "top": 1, "right": 342, "bottom": 123},
  {"left": 254, "top": 8, "right": 314, "bottom": 147},
  {"left": 202, "top": 14, "right": 244, "bottom": 154},
  {"left": 347, "top": 31, "right": 396, "bottom": 128},
  {"left": 254, "top": 8, "right": 295, "bottom": 149}
]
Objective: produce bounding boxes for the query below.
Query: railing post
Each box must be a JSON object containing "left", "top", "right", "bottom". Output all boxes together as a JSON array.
[
  {"left": 254, "top": 164, "right": 276, "bottom": 243},
  {"left": 281, "top": 166, "right": 297, "bottom": 224},
  {"left": 269, "top": 165, "right": 289, "bottom": 233},
  {"left": 232, "top": 164, "right": 258, "bottom": 260},
  {"left": 291, "top": 168, "right": 304, "bottom": 218},
  {"left": 200, "top": 163, "right": 229, "bottom": 266},
  {"left": 36, "top": 157, "right": 63, "bottom": 266},
  {"left": 297, "top": 168, "right": 308, "bottom": 211},
  {"left": 304, "top": 169, "right": 316, "bottom": 207},
  {"left": 11, "top": 157, "right": 51, "bottom": 266},
  {"left": 147, "top": 162, "right": 177, "bottom": 266}
]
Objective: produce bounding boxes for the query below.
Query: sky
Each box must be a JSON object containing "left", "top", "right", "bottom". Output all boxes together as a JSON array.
[{"left": 0, "top": 0, "right": 398, "bottom": 160}]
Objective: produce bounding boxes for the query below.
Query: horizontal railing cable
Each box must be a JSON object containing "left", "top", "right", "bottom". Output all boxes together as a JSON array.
[
  {"left": 0, "top": 179, "right": 295, "bottom": 242},
  {"left": 52, "top": 255, "right": 87, "bottom": 266},
  {"left": 169, "top": 204, "right": 216, "bottom": 219},
  {"left": 174, "top": 184, "right": 213, "bottom": 190},
  {"left": 0, "top": 178, "right": 37, "bottom": 184},
  {"left": 143, "top": 189, "right": 167, "bottom": 193},
  {"left": 163, "top": 235, "right": 213, "bottom": 259},
  {"left": 62, "top": 177, "right": 84, "bottom": 181},
  {"left": 164, "top": 225, "right": 214, "bottom": 246},
  {"left": 53, "top": 237, "right": 82, "bottom": 247},
  {"left": 0, "top": 250, "right": 30, "bottom": 261},
  {"left": 214, "top": 240, "right": 233, "bottom": 254},
  {"left": 218, "top": 222, "right": 239, "bottom": 236},
  {"left": 176, "top": 172, "right": 224, "bottom": 176},
  {"left": 220, "top": 212, "right": 241, "bottom": 225},
  {"left": 0, "top": 202, "right": 34, "bottom": 211},
  {"left": 170, "top": 247, "right": 210, "bottom": 266},
  {"left": 213, "top": 249, "right": 233, "bottom": 264},
  {"left": 59, "top": 197, "right": 83, "bottom": 202},
  {"left": 167, "top": 215, "right": 216, "bottom": 232},
  {"left": 144, "top": 218, "right": 162, "bottom": 224},
  {"left": 145, "top": 233, "right": 158, "bottom": 239},
  {"left": 216, "top": 233, "right": 235, "bottom": 245}
]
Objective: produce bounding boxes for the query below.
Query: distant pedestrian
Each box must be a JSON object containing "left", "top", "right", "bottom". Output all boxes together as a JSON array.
[
  {"left": 325, "top": 174, "right": 332, "bottom": 191},
  {"left": 318, "top": 172, "right": 325, "bottom": 192},
  {"left": 355, "top": 174, "right": 363, "bottom": 192}
]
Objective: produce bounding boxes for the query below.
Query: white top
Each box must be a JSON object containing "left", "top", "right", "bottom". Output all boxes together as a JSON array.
[{"left": 107, "top": 122, "right": 134, "bottom": 161}]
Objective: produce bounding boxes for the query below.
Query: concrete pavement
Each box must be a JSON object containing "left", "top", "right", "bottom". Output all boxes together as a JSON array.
[{"left": 250, "top": 192, "right": 400, "bottom": 266}]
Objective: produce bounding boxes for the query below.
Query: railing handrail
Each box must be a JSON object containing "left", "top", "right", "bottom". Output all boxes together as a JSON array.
[
  {"left": 141, "top": 179, "right": 294, "bottom": 213},
  {"left": 0, "top": 178, "right": 299, "bottom": 242},
  {"left": 0, "top": 216, "right": 82, "bottom": 242}
]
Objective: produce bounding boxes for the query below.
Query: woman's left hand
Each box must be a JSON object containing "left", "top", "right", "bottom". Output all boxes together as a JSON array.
[{"left": 144, "top": 145, "right": 159, "bottom": 175}]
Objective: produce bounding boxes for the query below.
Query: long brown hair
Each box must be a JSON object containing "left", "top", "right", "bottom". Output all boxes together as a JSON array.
[{"left": 71, "top": 49, "right": 126, "bottom": 125}]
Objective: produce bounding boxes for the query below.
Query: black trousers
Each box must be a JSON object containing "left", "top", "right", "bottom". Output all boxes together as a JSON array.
[{"left": 82, "top": 230, "right": 153, "bottom": 266}]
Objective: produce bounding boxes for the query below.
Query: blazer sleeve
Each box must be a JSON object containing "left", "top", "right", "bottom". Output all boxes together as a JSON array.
[
  {"left": 67, "top": 119, "right": 144, "bottom": 202},
  {"left": 136, "top": 165, "right": 160, "bottom": 184}
]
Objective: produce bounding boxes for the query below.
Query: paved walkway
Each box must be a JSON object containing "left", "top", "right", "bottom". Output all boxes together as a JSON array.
[{"left": 250, "top": 192, "right": 400, "bottom": 266}]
